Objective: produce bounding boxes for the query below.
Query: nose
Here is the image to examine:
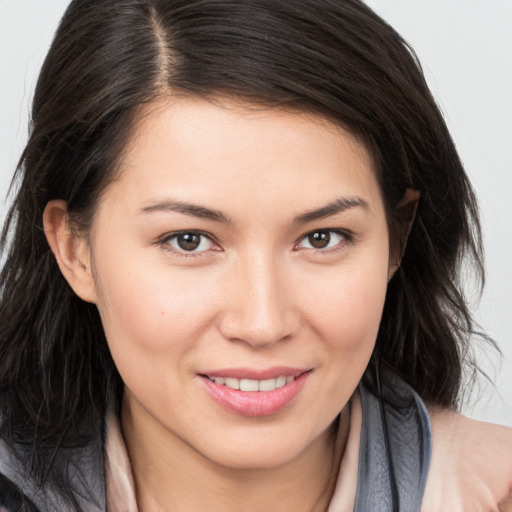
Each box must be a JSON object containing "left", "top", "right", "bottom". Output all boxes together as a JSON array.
[{"left": 218, "top": 252, "right": 298, "bottom": 348}]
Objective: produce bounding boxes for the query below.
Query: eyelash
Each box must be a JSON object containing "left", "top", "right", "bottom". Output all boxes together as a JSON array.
[
  {"left": 158, "top": 230, "right": 219, "bottom": 257},
  {"left": 295, "top": 229, "right": 353, "bottom": 254},
  {"left": 158, "top": 229, "right": 354, "bottom": 257}
]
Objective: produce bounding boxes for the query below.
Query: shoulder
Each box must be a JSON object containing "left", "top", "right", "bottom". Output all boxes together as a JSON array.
[{"left": 422, "top": 407, "right": 512, "bottom": 512}]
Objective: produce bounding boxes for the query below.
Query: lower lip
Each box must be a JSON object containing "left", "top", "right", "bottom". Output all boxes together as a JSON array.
[{"left": 200, "top": 372, "right": 309, "bottom": 417}]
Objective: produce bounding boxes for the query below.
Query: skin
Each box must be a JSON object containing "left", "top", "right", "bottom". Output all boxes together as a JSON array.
[
  {"left": 423, "top": 409, "right": 512, "bottom": 512},
  {"left": 44, "top": 97, "right": 398, "bottom": 511}
]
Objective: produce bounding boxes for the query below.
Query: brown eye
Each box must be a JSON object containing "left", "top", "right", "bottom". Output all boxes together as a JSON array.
[
  {"left": 308, "top": 231, "right": 331, "bottom": 249},
  {"left": 177, "top": 233, "right": 201, "bottom": 251},
  {"left": 166, "top": 232, "right": 214, "bottom": 253},
  {"left": 297, "top": 230, "right": 345, "bottom": 251}
]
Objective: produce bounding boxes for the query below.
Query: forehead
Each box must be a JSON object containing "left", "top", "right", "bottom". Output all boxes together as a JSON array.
[{"left": 104, "top": 96, "right": 383, "bottom": 220}]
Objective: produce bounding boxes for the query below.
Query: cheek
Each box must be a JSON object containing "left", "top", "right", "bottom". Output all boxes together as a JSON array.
[
  {"left": 92, "top": 252, "right": 218, "bottom": 357},
  {"left": 302, "top": 256, "right": 389, "bottom": 356},
  {"left": 92, "top": 263, "right": 220, "bottom": 405},
  {"left": 307, "top": 262, "right": 388, "bottom": 408}
]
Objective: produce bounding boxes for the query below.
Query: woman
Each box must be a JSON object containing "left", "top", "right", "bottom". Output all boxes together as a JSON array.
[{"left": 0, "top": 0, "right": 511, "bottom": 510}]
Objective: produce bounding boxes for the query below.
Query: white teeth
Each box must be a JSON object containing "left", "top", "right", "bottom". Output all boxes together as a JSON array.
[
  {"left": 224, "top": 377, "right": 240, "bottom": 390},
  {"left": 276, "top": 376, "right": 286, "bottom": 388},
  {"left": 240, "top": 379, "right": 259, "bottom": 391},
  {"left": 209, "top": 375, "right": 295, "bottom": 391},
  {"left": 258, "top": 378, "right": 277, "bottom": 391}
]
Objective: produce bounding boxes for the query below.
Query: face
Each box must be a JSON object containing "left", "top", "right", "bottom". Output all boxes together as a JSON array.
[{"left": 86, "top": 97, "right": 392, "bottom": 469}]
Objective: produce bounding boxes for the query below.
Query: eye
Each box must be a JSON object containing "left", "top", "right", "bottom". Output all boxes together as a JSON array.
[
  {"left": 296, "top": 230, "right": 346, "bottom": 251},
  {"left": 163, "top": 231, "right": 215, "bottom": 254}
]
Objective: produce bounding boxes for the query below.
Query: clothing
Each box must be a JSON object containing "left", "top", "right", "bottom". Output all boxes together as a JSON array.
[{"left": 0, "top": 369, "right": 432, "bottom": 512}]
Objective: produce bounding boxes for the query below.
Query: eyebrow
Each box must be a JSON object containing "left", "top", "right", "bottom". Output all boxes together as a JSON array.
[
  {"left": 140, "top": 195, "right": 370, "bottom": 225},
  {"left": 293, "top": 196, "right": 370, "bottom": 224},
  {"left": 140, "top": 199, "right": 232, "bottom": 224}
]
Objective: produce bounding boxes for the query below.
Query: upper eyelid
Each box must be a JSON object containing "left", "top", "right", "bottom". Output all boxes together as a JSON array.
[
  {"left": 158, "top": 228, "right": 352, "bottom": 251},
  {"left": 295, "top": 228, "right": 352, "bottom": 243},
  {"left": 160, "top": 230, "right": 217, "bottom": 243},
  {"left": 293, "top": 229, "right": 354, "bottom": 255},
  {"left": 159, "top": 230, "right": 220, "bottom": 256}
]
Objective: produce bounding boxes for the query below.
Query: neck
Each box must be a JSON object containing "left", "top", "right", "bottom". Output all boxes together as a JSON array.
[{"left": 122, "top": 393, "right": 350, "bottom": 512}]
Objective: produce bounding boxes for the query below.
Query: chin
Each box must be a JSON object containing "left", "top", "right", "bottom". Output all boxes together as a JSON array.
[
  {"left": 196, "top": 423, "right": 332, "bottom": 472},
  {"left": 208, "top": 446, "right": 304, "bottom": 471}
]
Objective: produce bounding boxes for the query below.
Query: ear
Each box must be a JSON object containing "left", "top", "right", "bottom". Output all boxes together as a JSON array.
[
  {"left": 43, "top": 200, "right": 97, "bottom": 303},
  {"left": 388, "top": 188, "right": 420, "bottom": 279}
]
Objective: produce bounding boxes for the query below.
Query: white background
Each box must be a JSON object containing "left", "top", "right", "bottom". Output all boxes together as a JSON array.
[{"left": 1, "top": 1, "right": 511, "bottom": 426}]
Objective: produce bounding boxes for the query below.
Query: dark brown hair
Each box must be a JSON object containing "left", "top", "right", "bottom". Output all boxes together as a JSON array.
[{"left": 0, "top": 0, "right": 485, "bottom": 502}]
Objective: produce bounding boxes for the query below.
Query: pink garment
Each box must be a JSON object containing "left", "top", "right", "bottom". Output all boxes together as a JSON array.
[{"left": 103, "top": 394, "right": 362, "bottom": 511}]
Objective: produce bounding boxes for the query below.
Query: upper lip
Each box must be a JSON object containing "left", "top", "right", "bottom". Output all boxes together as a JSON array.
[{"left": 199, "top": 367, "right": 310, "bottom": 380}]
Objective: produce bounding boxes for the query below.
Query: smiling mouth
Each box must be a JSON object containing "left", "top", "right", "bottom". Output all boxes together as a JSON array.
[
  {"left": 200, "top": 370, "right": 311, "bottom": 416},
  {"left": 205, "top": 375, "right": 296, "bottom": 392}
]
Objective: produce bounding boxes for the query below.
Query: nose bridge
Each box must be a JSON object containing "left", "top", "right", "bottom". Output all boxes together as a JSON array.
[{"left": 221, "top": 250, "right": 295, "bottom": 347}]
